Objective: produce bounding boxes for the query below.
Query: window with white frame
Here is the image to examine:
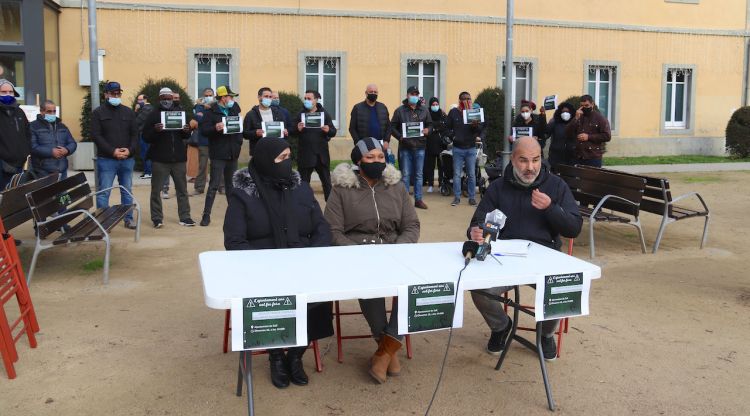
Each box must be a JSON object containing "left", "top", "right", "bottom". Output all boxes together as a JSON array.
[
  {"left": 406, "top": 60, "right": 439, "bottom": 101},
  {"left": 664, "top": 68, "right": 692, "bottom": 129},
  {"left": 501, "top": 62, "right": 532, "bottom": 109},
  {"left": 304, "top": 57, "right": 340, "bottom": 127},
  {"left": 195, "top": 54, "right": 231, "bottom": 99},
  {"left": 587, "top": 66, "right": 616, "bottom": 126}
]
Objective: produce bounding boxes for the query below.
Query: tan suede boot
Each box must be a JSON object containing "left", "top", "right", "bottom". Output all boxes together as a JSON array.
[
  {"left": 374, "top": 338, "right": 401, "bottom": 376},
  {"left": 368, "top": 335, "right": 402, "bottom": 383}
]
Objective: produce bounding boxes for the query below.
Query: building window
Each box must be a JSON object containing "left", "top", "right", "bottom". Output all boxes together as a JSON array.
[
  {"left": 587, "top": 65, "right": 616, "bottom": 127},
  {"left": 304, "top": 57, "right": 340, "bottom": 128},
  {"left": 664, "top": 68, "right": 692, "bottom": 129},
  {"left": 501, "top": 62, "right": 533, "bottom": 109},
  {"left": 195, "top": 54, "right": 231, "bottom": 99},
  {"left": 0, "top": 1, "right": 22, "bottom": 44},
  {"left": 406, "top": 60, "right": 439, "bottom": 101}
]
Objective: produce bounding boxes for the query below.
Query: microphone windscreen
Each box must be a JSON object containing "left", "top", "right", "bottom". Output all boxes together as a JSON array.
[{"left": 462, "top": 240, "right": 479, "bottom": 257}]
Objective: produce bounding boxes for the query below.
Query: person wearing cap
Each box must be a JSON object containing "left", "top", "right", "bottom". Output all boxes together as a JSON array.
[
  {"left": 0, "top": 79, "right": 31, "bottom": 189},
  {"left": 198, "top": 85, "right": 242, "bottom": 227},
  {"left": 348, "top": 84, "right": 391, "bottom": 150},
  {"left": 90, "top": 81, "right": 139, "bottom": 229},
  {"left": 30, "top": 99, "right": 77, "bottom": 180},
  {"left": 224, "top": 137, "right": 334, "bottom": 389},
  {"left": 142, "top": 87, "right": 194, "bottom": 228},
  {"left": 324, "top": 137, "right": 420, "bottom": 384},
  {"left": 293, "top": 89, "right": 337, "bottom": 200},
  {"left": 445, "top": 91, "right": 487, "bottom": 207},
  {"left": 390, "top": 85, "right": 432, "bottom": 209},
  {"left": 243, "top": 87, "right": 288, "bottom": 155}
]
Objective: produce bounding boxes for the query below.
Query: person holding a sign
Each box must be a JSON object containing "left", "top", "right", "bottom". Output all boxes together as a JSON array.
[
  {"left": 390, "top": 86, "right": 432, "bottom": 209},
  {"left": 324, "top": 137, "right": 420, "bottom": 383},
  {"left": 30, "top": 100, "right": 77, "bottom": 180},
  {"left": 142, "top": 87, "right": 194, "bottom": 227},
  {"left": 224, "top": 137, "right": 334, "bottom": 389},
  {"left": 510, "top": 100, "right": 547, "bottom": 155},
  {"left": 445, "top": 91, "right": 486, "bottom": 206},
  {"left": 198, "top": 85, "right": 243, "bottom": 227},
  {"left": 293, "top": 89, "right": 337, "bottom": 200},
  {"left": 243, "top": 87, "right": 288, "bottom": 155},
  {"left": 565, "top": 94, "right": 611, "bottom": 167},
  {"left": 546, "top": 102, "right": 577, "bottom": 170}
]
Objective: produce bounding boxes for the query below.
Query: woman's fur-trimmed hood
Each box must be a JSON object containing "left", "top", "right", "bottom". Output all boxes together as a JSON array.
[
  {"left": 331, "top": 163, "right": 401, "bottom": 189},
  {"left": 232, "top": 168, "right": 302, "bottom": 197}
]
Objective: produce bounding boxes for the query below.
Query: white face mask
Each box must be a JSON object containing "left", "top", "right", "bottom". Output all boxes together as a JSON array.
[
  {"left": 561, "top": 112, "right": 571, "bottom": 121},
  {"left": 521, "top": 111, "right": 531, "bottom": 120}
]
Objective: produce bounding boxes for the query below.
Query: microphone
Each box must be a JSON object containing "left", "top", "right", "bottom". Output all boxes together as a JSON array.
[
  {"left": 475, "top": 209, "right": 507, "bottom": 261},
  {"left": 462, "top": 241, "right": 479, "bottom": 265}
]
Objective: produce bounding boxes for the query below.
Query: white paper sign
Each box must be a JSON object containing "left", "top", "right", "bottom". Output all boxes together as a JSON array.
[
  {"left": 160, "top": 111, "right": 186, "bottom": 130},
  {"left": 401, "top": 122, "right": 424, "bottom": 139},
  {"left": 231, "top": 295, "right": 308, "bottom": 351},
  {"left": 223, "top": 116, "right": 243, "bottom": 134},
  {"left": 302, "top": 112, "right": 325, "bottom": 128},
  {"left": 462, "top": 108, "right": 485, "bottom": 124},
  {"left": 262, "top": 121, "right": 285, "bottom": 138},
  {"left": 397, "top": 282, "right": 463, "bottom": 335},
  {"left": 534, "top": 273, "right": 590, "bottom": 322}
]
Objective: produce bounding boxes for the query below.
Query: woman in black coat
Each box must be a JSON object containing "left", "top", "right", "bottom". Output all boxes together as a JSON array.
[
  {"left": 223, "top": 137, "right": 334, "bottom": 389},
  {"left": 546, "top": 102, "right": 577, "bottom": 171},
  {"left": 423, "top": 97, "right": 448, "bottom": 192},
  {"left": 510, "top": 100, "right": 547, "bottom": 156}
]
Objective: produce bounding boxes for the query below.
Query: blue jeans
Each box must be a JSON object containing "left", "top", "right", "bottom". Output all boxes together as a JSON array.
[
  {"left": 139, "top": 136, "right": 152, "bottom": 175},
  {"left": 576, "top": 158, "right": 603, "bottom": 168},
  {"left": 96, "top": 157, "right": 135, "bottom": 222},
  {"left": 399, "top": 148, "right": 425, "bottom": 201},
  {"left": 452, "top": 146, "right": 477, "bottom": 200}
]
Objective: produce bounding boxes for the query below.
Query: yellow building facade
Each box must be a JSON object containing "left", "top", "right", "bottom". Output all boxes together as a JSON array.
[{"left": 54, "top": 0, "right": 750, "bottom": 159}]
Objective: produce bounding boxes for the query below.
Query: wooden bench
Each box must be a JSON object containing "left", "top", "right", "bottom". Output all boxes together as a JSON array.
[
  {"left": 576, "top": 165, "right": 710, "bottom": 253},
  {"left": 556, "top": 165, "right": 647, "bottom": 258},
  {"left": 25, "top": 172, "right": 141, "bottom": 284}
]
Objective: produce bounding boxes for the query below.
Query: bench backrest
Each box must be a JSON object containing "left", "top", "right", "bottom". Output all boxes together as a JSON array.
[
  {"left": 25, "top": 172, "right": 93, "bottom": 239},
  {"left": 0, "top": 174, "right": 60, "bottom": 232},
  {"left": 556, "top": 164, "right": 646, "bottom": 216},
  {"left": 574, "top": 165, "right": 674, "bottom": 216}
]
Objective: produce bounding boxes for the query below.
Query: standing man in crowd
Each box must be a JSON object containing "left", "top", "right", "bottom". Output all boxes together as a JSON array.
[
  {"left": 191, "top": 87, "right": 214, "bottom": 195},
  {"left": 349, "top": 84, "right": 390, "bottom": 150},
  {"left": 142, "top": 87, "right": 194, "bottom": 228},
  {"left": 565, "top": 94, "right": 611, "bottom": 167},
  {"left": 199, "top": 85, "right": 242, "bottom": 227},
  {"left": 294, "top": 89, "right": 337, "bottom": 200},
  {"left": 30, "top": 100, "right": 77, "bottom": 179},
  {"left": 271, "top": 90, "right": 292, "bottom": 128},
  {"left": 468, "top": 136, "right": 582, "bottom": 360},
  {"left": 390, "top": 86, "right": 432, "bottom": 209},
  {"left": 90, "top": 81, "right": 138, "bottom": 229},
  {"left": 243, "top": 87, "right": 288, "bottom": 155},
  {"left": 445, "top": 91, "right": 486, "bottom": 207},
  {"left": 0, "top": 79, "right": 31, "bottom": 189},
  {"left": 135, "top": 94, "right": 153, "bottom": 179}
]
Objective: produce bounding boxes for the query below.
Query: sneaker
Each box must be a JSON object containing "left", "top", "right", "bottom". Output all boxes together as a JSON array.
[
  {"left": 161, "top": 191, "right": 170, "bottom": 199},
  {"left": 200, "top": 214, "right": 210, "bottom": 227},
  {"left": 124, "top": 221, "right": 137, "bottom": 230},
  {"left": 469, "top": 198, "right": 478, "bottom": 206},
  {"left": 451, "top": 198, "right": 460, "bottom": 206},
  {"left": 427, "top": 186, "right": 433, "bottom": 193},
  {"left": 414, "top": 200, "right": 428, "bottom": 210},
  {"left": 140, "top": 173, "right": 152, "bottom": 179},
  {"left": 152, "top": 220, "right": 163, "bottom": 229},
  {"left": 541, "top": 336, "right": 557, "bottom": 361},
  {"left": 487, "top": 319, "right": 512, "bottom": 355},
  {"left": 179, "top": 218, "right": 196, "bottom": 227}
]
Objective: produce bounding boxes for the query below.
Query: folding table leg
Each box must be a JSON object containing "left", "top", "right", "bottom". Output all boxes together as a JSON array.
[
  {"left": 236, "top": 351, "right": 255, "bottom": 416},
  {"left": 495, "top": 286, "right": 521, "bottom": 371},
  {"left": 535, "top": 322, "right": 556, "bottom": 411}
]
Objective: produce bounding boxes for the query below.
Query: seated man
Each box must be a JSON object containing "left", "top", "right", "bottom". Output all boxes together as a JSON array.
[{"left": 467, "top": 136, "right": 582, "bottom": 360}]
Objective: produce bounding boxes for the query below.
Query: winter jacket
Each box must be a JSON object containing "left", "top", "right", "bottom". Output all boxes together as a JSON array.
[
  {"left": 565, "top": 110, "right": 611, "bottom": 161},
  {"left": 142, "top": 104, "right": 191, "bottom": 163},
  {"left": 90, "top": 101, "right": 138, "bottom": 159},
  {"left": 324, "top": 163, "right": 420, "bottom": 246},
  {"left": 546, "top": 118, "right": 575, "bottom": 169},
  {"left": 445, "top": 107, "right": 487, "bottom": 149},
  {"left": 135, "top": 103, "right": 154, "bottom": 134},
  {"left": 192, "top": 103, "right": 211, "bottom": 146},
  {"left": 273, "top": 105, "right": 292, "bottom": 129},
  {"left": 390, "top": 101, "right": 433, "bottom": 150},
  {"left": 349, "top": 101, "right": 390, "bottom": 144},
  {"left": 223, "top": 169, "right": 331, "bottom": 250},
  {"left": 426, "top": 110, "right": 449, "bottom": 156},
  {"left": 0, "top": 103, "right": 32, "bottom": 168},
  {"left": 292, "top": 103, "right": 337, "bottom": 169},
  {"left": 199, "top": 102, "right": 243, "bottom": 161},
  {"left": 243, "top": 105, "right": 286, "bottom": 154},
  {"left": 30, "top": 115, "right": 77, "bottom": 175},
  {"left": 512, "top": 113, "right": 548, "bottom": 153},
  {"left": 468, "top": 163, "right": 582, "bottom": 249}
]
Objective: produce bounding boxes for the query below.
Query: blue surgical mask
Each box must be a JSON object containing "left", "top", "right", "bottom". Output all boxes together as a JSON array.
[
  {"left": 44, "top": 114, "right": 57, "bottom": 123},
  {"left": 303, "top": 100, "right": 314, "bottom": 110},
  {"left": 408, "top": 95, "right": 420, "bottom": 105},
  {"left": 271, "top": 99, "right": 280, "bottom": 107},
  {"left": 226, "top": 99, "right": 235, "bottom": 108},
  {"left": 430, "top": 105, "right": 440, "bottom": 113},
  {"left": 0, "top": 95, "right": 16, "bottom": 105},
  {"left": 108, "top": 97, "right": 121, "bottom": 106},
  {"left": 203, "top": 96, "right": 214, "bottom": 104},
  {"left": 261, "top": 98, "right": 272, "bottom": 108}
]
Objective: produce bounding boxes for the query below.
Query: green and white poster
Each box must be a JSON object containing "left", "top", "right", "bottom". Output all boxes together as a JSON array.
[
  {"left": 462, "top": 108, "right": 485, "bottom": 124},
  {"left": 223, "top": 116, "right": 243, "bottom": 134},
  {"left": 160, "top": 111, "right": 185, "bottom": 130},
  {"left": 535, "top": 272, "right": 590, "bottom": 321},
  {"left": 230, "top": 295, "right": 308, "bottom": 351},
  {"left": 401, "top": 121, "right": 424, "bottom": 139},
  {"left": 262, "top": 121, "right": 285, "bottom": 138},
  {"left": 303, "top": 112, "right": 324, "bottom": 128},
  {"left": 397, "top": 282, "right": 463, "bottom": 334},
  {"left": 512, "top": 126, "right": 533, "bottom": 139},
  {"left": 543, "top": 95, "right": 558, "bottom": 111}
]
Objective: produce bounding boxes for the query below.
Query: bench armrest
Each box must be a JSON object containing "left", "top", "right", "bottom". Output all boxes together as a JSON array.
[
  {"left": 90, "top": 185, "right": 141, "bottom": 210},
  {"left": 590, "top": 194, "right": 640, "bottom": 218},
  {"left": 35, "top": 208, "right": 109, "bottom": 237},
  {"left": 670, "top": 191, "right": 709, "bottom": 214}
]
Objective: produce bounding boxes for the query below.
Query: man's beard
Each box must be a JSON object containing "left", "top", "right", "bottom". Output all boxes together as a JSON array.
[{"left": 512, "top": 166, "right": 539, "bottom": 187}]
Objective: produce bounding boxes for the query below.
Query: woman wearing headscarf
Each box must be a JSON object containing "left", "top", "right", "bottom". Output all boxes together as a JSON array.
[
  {"left": 423, "top": 97, "right": 448, "bottom": 193},
  {"left": 510, "top": 100, "right": 547, "bottom": 156},
  {"left": 224, "top": 137, "right": 334, "bottom": 389},
  {"left": 324, "top": 137, "right": 420, "bottom": 384},
  {"left": 546, "top": 102, "right": 577, "bottom": 170}
]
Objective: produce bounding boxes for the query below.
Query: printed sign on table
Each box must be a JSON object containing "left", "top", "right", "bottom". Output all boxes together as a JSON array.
[
  {"left": 397, "top": 282, "right": 463, "bottom": 334},
  {"left": 534, "top": 272, "right": 590, "bottom": 321},
  {"left": 231, "top": 295, "right": 308, "bottom": 351}
]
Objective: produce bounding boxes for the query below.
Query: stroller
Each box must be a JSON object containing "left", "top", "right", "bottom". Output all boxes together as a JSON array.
[{"left": 438, "top": 142, "right": 488, "bottom": 197}]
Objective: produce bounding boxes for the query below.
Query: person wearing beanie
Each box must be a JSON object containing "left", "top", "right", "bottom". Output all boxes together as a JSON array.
[
  {"left": 223, "top": 137, "right": 334, "bottom": 389},
  {"left": 0, "top": 79, "right": 31, "bottom": 189},
  {"left": 324, "top": 137, "right": 420, "bottom": 384},
  {"left": 424, "top": 97, "right": 448, "bottom": 193}
]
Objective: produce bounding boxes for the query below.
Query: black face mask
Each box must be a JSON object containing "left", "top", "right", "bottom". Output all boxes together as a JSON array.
[
  {"left": 366, "top": 93, "right": 378, "bottom": 102},
  {"left": 582, "top": 107, "right": 593, "bottom": 115},
  {"left": 268, "top": 159, "right": 293, "bottom": 183},
  {"left": 359, "top": 162, "right": 386, "bottom": 180}
]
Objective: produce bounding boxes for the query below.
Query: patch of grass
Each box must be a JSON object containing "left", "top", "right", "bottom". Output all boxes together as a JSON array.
[
  {"left": 682, "top": 176, "right": 722, "bottom": 183},
  {"left": 605, "top": 155, "right": 750, "bottom": 166},
  {"left": 82, "top": 259, "right": 104, "bottom": 272}
]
